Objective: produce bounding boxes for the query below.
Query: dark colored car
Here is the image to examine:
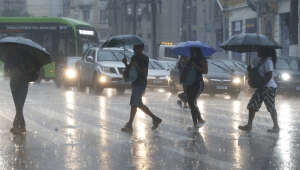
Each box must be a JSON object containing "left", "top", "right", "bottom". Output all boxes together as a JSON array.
[
  {"left": 210, "top": 59, "right": 247, "bottom": 88},
  {"left": 168, "top": 59, "right": 243, "bottom": 99},
  {"left": 76, "top": 47, "right": 132, "bottom": 95},
  {"left": 275, "top": 56, "right": 300, "bottom": 95}
]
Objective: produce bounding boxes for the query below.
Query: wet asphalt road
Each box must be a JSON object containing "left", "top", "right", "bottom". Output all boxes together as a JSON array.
[{"left": 0, "top": 79, "right": 300, "bottom": 170}]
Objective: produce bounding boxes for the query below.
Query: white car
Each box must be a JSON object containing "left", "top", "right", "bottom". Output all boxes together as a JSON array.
[
  {"left": 147, "top": 59, "right": 170, "bottom": 89},
  {"left": 76, "top": 47, "right": 132, "bottom": 95}
]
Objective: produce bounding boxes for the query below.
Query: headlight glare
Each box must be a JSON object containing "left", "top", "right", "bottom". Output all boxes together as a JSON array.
[
  {"left": 65, "top": 68, "right": 77, "bottom": 79},
  {"left": 281, "top": 73, "right": 291, "bottom": 81},
  {"left": 99, "top": 75, "right": 108, "bottom": 83},
  {"left": 233, "top": 77, "right": 241, "bottom": 84}
]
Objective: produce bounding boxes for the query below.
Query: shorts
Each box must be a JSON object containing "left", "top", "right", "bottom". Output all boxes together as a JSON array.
[
  {"left": 130, "top": 83, "right": 146, "bottom": 107},
  {"left": 247, "top": 87, "right": 277, "bottom": 113}
]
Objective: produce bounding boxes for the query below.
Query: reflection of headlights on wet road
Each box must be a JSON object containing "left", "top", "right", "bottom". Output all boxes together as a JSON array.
[
  {"left": 281, "top": 73, "right": 291, "bottom": 81},
  {"left": 232, "top": 77, "right": 241, "bottom": 84},
  {"left": 98, "top": 75, "right": 108, "bottom": 83},
  {"left": 65, "top": 68, "right": 77, "bottom": 79}
]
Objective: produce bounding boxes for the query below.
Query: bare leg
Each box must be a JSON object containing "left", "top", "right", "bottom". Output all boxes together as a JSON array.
[
  {"left": 239, "top": 109, "right": 256, "bottom": 131},
  {"left": 139, "top": 104, "right": 162, "bottom": 130},
  {"left": 128, "top": 106, "right": 138, "bottom": 125},
  {"left": 268, "top": 111, "right": 280, "bottom": 133}
]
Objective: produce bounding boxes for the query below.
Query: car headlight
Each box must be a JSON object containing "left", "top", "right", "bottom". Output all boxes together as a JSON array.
[
  {"left": 203, "top": 77, "right": 209, "bottom": 83},
  {"left": 65, "top": 68, "right": 77, "bottom": 79},
  {"left": 98, "top": 75, "right": 108, "bottom": 83},
  {"left": 233, "top": 77, "right": 241, "bottom": 84},
  {"left": 281, "top": 73, "right": 291, "bottom": 81}
]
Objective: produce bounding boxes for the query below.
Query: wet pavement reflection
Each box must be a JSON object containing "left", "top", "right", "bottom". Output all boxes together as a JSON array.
[{"left": 0, "top": 80, "right": 299, "bottom": 169}]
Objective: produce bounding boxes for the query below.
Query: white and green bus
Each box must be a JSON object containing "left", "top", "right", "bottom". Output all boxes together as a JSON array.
[{"left": 0, "top": 17, "right": 99, "bottom": 85}]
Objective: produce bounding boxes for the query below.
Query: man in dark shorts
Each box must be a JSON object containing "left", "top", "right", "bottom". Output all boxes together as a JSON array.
[{"left": 121, "top": 44, "right": 162, "bottom": 132}]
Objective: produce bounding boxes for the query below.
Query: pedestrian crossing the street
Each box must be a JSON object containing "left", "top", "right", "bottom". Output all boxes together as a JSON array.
[{"left": 0, "top": 80, "right": 299, "bottom": 169}]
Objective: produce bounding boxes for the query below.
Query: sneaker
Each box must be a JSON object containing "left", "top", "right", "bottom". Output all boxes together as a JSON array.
[
  {"left": 267, "top": 126, "right": 280, "bottom": 133},
  {"left": 152, "top": 118, "right": 162, "bottom": 130},
  {"left": 238, "top": 125, "right": 252, "bottom": 131},
  {"left": 177, "top": 100, "right": 182, "bottom": 108},
  {"left": 121, "top": 123, "right": 133, "bottom": 132},
  {"left": 198, "top": 119, "right": 205, "bottom": 124},
  {"left": 10, "top": 127, "right": 26, "bottom": 134}
]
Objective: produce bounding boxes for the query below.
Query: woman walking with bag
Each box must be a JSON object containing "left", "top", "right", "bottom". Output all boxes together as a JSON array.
[
  {"left": 181, "top": 47, "right": 208, "bottom": 129},
  {"left": 239, "top": 48, "right": 280, "bottom": 133}
]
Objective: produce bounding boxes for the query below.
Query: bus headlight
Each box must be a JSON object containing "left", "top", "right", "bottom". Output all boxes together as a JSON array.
[
  {"left": 281, "top": 73, "right": 291, "bottom": 81},
  {"left": 233, "top": 77, "right": 241, "bottom": 84},
  {"left": 99, "top": 75, "right": 108, "bottom": 83},
  {"left": 65, "top": 68, "right": 77, "bottom": 79}
]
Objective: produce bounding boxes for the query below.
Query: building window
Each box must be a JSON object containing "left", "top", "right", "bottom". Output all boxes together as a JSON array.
[
  {"left": 100, "top": 10, "right": 108, "bottom": 24},
  {"left": 82, "top": 9, "right": 90, "bottom": 21}
]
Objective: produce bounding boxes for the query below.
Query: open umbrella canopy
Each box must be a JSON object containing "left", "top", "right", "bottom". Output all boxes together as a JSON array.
[
  {"left": 220, "top": 33, "right": 281, "bottom": 52},
  {"left": 171, "top": 41, "right": 216, "bottom": 57},
  {"left": 0, "top": 36, "right": 51, "bottom": 67},
  {"left": 102, "top": 34, "right": 144, "bottom": 48}
]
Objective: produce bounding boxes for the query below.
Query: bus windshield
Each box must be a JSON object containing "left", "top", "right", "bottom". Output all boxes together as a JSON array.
[{"left": 77, "top": 28, "right": 99, "bottom": 56}]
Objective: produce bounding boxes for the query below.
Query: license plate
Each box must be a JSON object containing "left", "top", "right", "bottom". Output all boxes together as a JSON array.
[
  {"left": 153, "top": 79, "right": 163, "bottom": 84},
  {"left": 216, "top": 86, "right": 228, "bottom": 90},
  {"left": 296, "top": 86, "right": 300, "bottom": 91}
]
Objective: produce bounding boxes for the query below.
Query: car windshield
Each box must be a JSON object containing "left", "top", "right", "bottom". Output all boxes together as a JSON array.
[
  {"left": 149, "top": 61, "right": 164, "bottom": 70},
  {"left": 208, "top": 63, "right": 226, "bottom": 73},
  {"left": 97, "top": 51, "right": 124, "bottom": 61}
]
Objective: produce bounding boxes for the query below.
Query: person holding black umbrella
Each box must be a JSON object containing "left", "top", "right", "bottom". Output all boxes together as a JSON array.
[
  {"left": 5, "top": 46, "right": 40, "bottom": 134},
  {"left": 239, "top": 48, "right": 280, "bottom": 133},
  {"left": 181, "top": 47, "right": 208, "bottom": 129},
  {"left": 121, "top": 44, "right": 162, "bottom": 132}
]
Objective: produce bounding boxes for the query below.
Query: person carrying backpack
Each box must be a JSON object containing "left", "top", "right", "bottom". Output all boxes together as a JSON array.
[
  {"left": 176, "top": 56, "right": 189, "bottom": 108},
  {"left": 181, "top": 47, "right": 208, "bottom": 129},
  {"left": 121, "top": 44, "right": 162, "bottom": 132},
  {"left": 239, "top": 48, "right": 280, "bottom": 133}
]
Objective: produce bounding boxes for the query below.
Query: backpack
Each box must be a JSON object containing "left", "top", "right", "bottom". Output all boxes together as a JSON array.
[
  {"left": 181, "top": 67, "right": 197, "bottom": 86},
  {"left": 248, "top": 62, "right": 264, "bottom": 89}
]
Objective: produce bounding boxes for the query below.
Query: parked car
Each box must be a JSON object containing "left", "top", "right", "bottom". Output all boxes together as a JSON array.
[
  {"left": 168, "top": 59, "right": 243, "bottom": 99},
  {"left": 76, "top": 47, "right": 132, "bottom": 95},
  {"left": 147, "top": 59, "right": 170, "bottom": 89},
  {"left": 275, "top": 56, "right": 300, "bottom": 95}
]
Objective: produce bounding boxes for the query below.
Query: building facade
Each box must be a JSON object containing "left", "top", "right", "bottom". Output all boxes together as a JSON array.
[
  {"left": 26, "top": 0, "right": 63, "bottom": 17},
  {"left": 219, "top": 0, "right": 296, "bottom": 62},
  {"left": 0, "top": 0, "right": 28, "bottom": 16}
]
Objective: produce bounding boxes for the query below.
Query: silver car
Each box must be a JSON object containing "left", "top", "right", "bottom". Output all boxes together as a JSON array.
[{"left": 76, "top": 47, "right": 132, "bottom": 95}]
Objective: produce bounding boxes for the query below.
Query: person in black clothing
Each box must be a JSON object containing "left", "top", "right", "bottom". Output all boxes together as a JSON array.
[
  {"left": 5, "top": 47, "right": 40, "bottom": 134},
  {"left": 121, "top": 44, "right": 162, "bottom": 132},
  {"left": 181, "top": 48, "right": 208, "bottom": 129}
]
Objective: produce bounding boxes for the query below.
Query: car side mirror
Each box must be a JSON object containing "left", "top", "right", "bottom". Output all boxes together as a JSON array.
[{"left": 86, "top": 56, "right": 94, "bottom": 63}]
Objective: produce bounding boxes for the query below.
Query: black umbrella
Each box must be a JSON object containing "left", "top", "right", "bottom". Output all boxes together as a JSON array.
[
  {"left": 220, "top": 33, "right": 281, "bottom": 52},
  {"left": 0, "top": 36, "right": 51, "bottom": 67},
  {"left": 102, "top": 34, "right": 144, "bottom": 48}
]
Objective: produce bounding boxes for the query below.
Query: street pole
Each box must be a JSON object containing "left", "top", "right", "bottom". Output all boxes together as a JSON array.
[
  {"left": 256, "top": 1, "right": 261, "bottom": 34},
  {"left": 133, "top": 0, "right": 137, "bottom": 35},
  {"left": 113, "top": 0, "right": 118, "bottom": 35},
  {"left": 151, "top": 0, "right": 157, "bottom": 58}
]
